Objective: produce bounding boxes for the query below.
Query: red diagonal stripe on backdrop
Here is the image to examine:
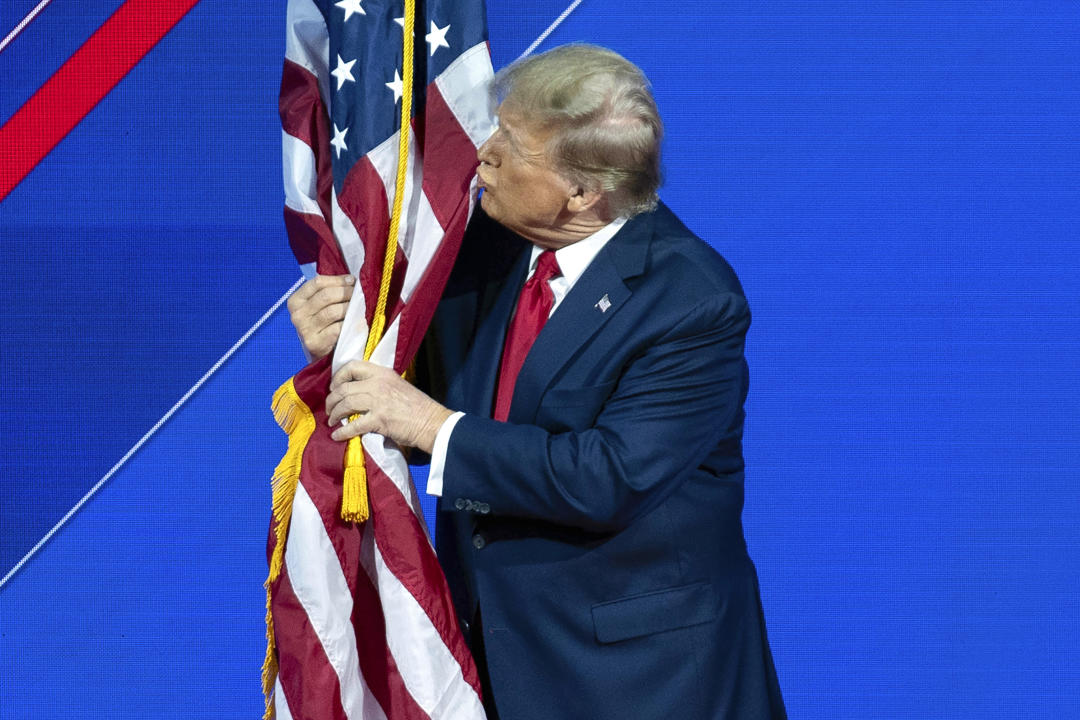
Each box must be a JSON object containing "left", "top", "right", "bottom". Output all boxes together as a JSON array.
[{"left": 0, "top": 0, "right": 200, "bottom": 202}]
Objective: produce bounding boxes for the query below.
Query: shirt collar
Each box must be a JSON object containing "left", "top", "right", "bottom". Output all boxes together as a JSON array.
[{"left": 528, "top": 216, "right": 628, "bottom": 285}]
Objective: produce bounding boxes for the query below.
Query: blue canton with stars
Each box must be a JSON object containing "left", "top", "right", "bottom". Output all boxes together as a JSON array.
[{"left": 314, "top": 0, "right": 488, "bottom": 191}]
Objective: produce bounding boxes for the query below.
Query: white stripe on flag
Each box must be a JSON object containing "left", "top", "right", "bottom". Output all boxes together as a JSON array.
[
  {"left": 331, "top": 184, "right": 371, "bottom": 375},
  {"left": 367, "top": 312, "right": 402, "bottom": 373},
  {"left": 286, "top": 483, "right": 389, "bottom": 720},
  {"left": 367, "top": 127, "right": 423, "bottom": 261},
  {"left": 284, "top": 0, "right": 331, "bottom": 104},
  {"left": 282, "top": 129, "right": 322, "bottom": 217},
  {"left": 331, "top": 183, "right": 368, "bottom": 279},
  {"left": 434, "top": 42, "right": 497, "bottom": 148},
  {"left": 274, "top": 676, "right": 296, "bottom": 720},
  {"left": 398, "top": 190, "right": 449, "bottom": 306}
]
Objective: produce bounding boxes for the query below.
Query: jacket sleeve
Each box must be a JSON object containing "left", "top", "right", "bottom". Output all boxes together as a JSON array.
[{"left": 439, "top": 291, "right": 750, "bottom": 533}]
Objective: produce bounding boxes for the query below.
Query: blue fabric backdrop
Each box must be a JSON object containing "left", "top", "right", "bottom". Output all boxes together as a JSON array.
[{"left": 2, "top": 1, "right": 1078, "bottom": 717}]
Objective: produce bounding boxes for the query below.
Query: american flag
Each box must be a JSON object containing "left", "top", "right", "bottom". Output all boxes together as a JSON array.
[{"left": 265, "top": 0, "right": 493, "bottom": 718}]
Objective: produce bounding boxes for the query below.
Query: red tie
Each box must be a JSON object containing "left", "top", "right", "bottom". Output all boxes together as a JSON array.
[{"left": 494, "top": 250, "right": 562, "bottom": 422}]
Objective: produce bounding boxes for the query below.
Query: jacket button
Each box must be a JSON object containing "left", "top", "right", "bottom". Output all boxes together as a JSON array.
[
  {"left": 472, "top": 534, "right": 486, "bottom": 550},
  {"left": 478, "top": 502, "right": 490, "bottom": 514},
  {"left": 454, "top": 498, "right": 466, "bottom": 510}
]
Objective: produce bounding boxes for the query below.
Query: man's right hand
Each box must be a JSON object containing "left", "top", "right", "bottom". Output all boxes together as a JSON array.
[{"left": 287, "top": 274, "right": 355, "bottom": 360}]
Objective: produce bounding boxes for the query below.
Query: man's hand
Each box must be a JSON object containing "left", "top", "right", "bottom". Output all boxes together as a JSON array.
[
  {"left": 326, "top": 361, "right": 453, "bottom": 454},
  {"left": 287, "top": 274, "right": 355, "bottom": 360}
]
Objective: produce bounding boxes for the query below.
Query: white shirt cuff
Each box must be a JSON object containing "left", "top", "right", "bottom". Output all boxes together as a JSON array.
[{"left": 426, "top": 411, "right": 465, "bottom": 497}]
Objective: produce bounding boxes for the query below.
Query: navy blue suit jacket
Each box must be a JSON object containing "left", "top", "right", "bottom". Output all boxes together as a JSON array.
[{"left": 426, "top": 203, "right": 786, "bottom": 719}]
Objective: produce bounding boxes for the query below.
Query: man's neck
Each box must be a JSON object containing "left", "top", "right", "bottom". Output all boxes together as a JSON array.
[{"left": 524, "top": 209, "right": 612, "bottom": 250}]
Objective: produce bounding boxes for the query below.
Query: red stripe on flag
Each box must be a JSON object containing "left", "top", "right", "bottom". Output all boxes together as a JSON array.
[
  {"left": 393, "top": 194, "right": 472, "bottom": 373},
  {"left": 338, "top": 156, "right": 392, "bottom": 327},
  {"left": 284, "top": 205, "right": 334, "bottom": 268},
  {"left": 420, "top": 86, "right": 482, "bottom": 230},
  {"left": 271, "top": 570, "right": 351, "bottom": 720},
  {"left": 280, "top": 59, "right": 326, "bottom": 150},
  {"left": 281, "top": 58, "right": 337, "bottom": 260},
  {"left": 0, "top": 0, "right": 200, "bottom": 202},
  {"left": 380, "top": 244, "right": 411, "bottom": 344},
  {"left": 367, "top": 460, "right": 484, "bottom": 699}
]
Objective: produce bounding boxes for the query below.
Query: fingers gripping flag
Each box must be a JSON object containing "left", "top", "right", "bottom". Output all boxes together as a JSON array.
[{"left": 266, "top": 0, "right": 494, "bottom": 718}]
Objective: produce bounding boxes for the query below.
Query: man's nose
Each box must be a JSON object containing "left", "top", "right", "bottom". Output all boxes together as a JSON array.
[{"left": 477, "top": 131, "right": 500, "bottom": 166}]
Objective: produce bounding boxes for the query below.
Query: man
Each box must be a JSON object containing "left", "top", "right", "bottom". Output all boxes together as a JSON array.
[{"left": 290, "top": 44, "right": 786, "bottom": 719}]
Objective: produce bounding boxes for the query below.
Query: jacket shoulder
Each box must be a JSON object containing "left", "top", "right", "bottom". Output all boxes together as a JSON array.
[{"left": 641, "top": 203, "right": 746, "bottom": 300}]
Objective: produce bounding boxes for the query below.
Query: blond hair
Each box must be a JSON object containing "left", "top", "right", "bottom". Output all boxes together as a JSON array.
[{"left": 494, "top": 44, "right": 663, "bottom": 217}]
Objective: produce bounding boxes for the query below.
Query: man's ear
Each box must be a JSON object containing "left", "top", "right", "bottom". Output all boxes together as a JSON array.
[{"left": 566, "top": 186, "right": 604, "bottom": 214}]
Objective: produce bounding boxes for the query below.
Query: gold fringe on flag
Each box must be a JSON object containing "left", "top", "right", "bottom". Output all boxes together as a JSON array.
[
  {"left": 262, "top": 378, "right": 317, "bottom": 720},
  {"left": 339, "top": 0, "right": 417, "bottom": 523}
]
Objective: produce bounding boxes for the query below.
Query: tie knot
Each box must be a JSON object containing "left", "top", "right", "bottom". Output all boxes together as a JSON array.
[{"left": 534, "top": 250, "right": 561, "bottom": 283}]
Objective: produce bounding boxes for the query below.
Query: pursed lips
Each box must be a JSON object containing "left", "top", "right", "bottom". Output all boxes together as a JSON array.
[{"left": 476, "top": 167, "right": 492, "bottom": 191}]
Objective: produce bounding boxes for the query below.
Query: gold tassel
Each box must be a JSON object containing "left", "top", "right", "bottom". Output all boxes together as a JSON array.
[
  {"left": 341, "top": 436, "right": 370, "bottom": 522},
  {"left": 262, "top": 378, "right": 317, "bottom": 720},
  {"left": 339, "top": 313, "right": 384, "bottom": 523}
]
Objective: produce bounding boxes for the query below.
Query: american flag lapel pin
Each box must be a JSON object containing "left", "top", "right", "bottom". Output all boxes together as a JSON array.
[{"left": 596, "top": 293, "right": 611, "bottom": 313}]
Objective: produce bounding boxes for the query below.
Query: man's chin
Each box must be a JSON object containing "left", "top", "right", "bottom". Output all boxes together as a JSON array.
[{"left": 479, "top": 191, "right": 499, "bottom": 219}]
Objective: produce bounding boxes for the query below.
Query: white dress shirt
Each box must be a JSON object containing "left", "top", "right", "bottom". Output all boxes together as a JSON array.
[{"left": 426, "top": 216, "right": 627, "bottom": 496}]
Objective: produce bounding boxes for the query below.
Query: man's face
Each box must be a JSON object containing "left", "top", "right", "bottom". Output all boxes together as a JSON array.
[{"left": 475, "top": 106, "right": 576, "bottom": 244}]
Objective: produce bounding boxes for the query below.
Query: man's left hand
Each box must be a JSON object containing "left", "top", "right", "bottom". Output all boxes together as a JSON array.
[{"left": 326, "top": 361, "right": 453, "bottom": 455}]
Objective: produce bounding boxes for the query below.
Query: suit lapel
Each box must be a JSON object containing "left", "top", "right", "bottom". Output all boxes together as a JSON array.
[
  {"left": 456, "top": 247, "right": 531, "bottom": 416},
  {"left": 507, "top": 213, "right": 653, "bottom": 424}
]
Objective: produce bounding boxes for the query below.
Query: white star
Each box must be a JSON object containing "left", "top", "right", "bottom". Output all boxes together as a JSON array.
[
  {"left": 425, "top": 21, "right": 451, "bottom": 56},
  {"left": 386, "top": 69, "right": 404, "bottom": 103},
  {"left": 331, "top": 123, "right": 348, "bottom": 158},
  {"left": 393, "top": 17, "right": 405, "bottom": 28},
  {"left": 335, "top": 0, "right": 365, "bottom": 21},
  {"left": 331, "top": 54, "right": 356, "bottom": 91}
]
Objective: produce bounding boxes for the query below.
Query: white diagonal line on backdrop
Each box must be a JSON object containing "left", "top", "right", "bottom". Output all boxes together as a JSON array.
[
  {"left": 0, "top": 0, "right": 52, "bottom": 54},
  {"left": 519, "top": 0, "right": 582, "bottom": 59},
  {"left": 0, "top": 275, "right": 306, "bottom": 590}
]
